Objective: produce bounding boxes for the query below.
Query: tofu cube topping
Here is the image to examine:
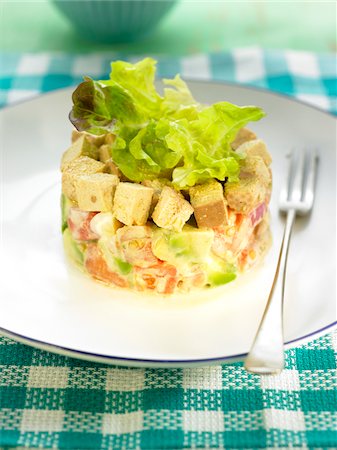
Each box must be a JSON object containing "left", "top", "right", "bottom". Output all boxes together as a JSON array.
[
  {"left": 236, "top": 139, "right": 272, "bottom": 166},
  {"left": 189, "top": 180, "right": 227, "bottom": 228},
  {"left": 152, "top": 186, "right": 193, "bottom": 232},
  {"left": 71, "top": 130, "right": 106, "bottom": 147},
  {"left": 98, "top": 144, "right": 112, "bottom": 163},
  {"left": 61, "top": 156, "right": 105, "bottom": 202},
  {"left": 75, "top": 173, "right": 119, "bottom": 212},
  {"left": 61, "top": 135, "right": 98, "bottom": 171},
  {"left": 225, "top": 178, "right": 267, "bottom": 214},
  {"left": 141, "top": 178, "right": 172, "bottom": 214},
  {"left": 231, "top": 127, "right": 257, "bottom": 150},
  {"left": 113, "top": 182, "right": 154, "bottom": 226}
]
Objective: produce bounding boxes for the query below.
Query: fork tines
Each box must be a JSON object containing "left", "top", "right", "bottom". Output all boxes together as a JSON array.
[{"left": 280, "top": 149, "right": 319, "bottom": 215}]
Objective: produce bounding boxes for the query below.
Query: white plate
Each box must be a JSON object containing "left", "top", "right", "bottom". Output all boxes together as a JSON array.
[{"left": 1, "top": 82, "right": 336, "bottom": 367}]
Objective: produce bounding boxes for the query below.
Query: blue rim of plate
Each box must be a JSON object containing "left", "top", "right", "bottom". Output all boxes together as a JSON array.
[{"left": 1, "top": 80, "right": 336, "bottom": 366}]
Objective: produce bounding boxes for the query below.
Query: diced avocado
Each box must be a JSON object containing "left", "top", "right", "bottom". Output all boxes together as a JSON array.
[
  {"left": 114, "top": 257, "right": 132, "bottom": 275},
  {"left": 61, "top": 194, "right": 74, "bottom": 232},
  {"left": 63, "top": 228, "right": 85, "bottom": 265},
  {"left": 152, "top": 225, "right": 214, "bottom": 265},
  {"left": 206, "top": 259, "right": 237, "bottom": 287},
  {"left": 207, "top": 271, "right": 236, "bottom": 286},
  {"left": 98, "top": 237, "right": 132, "bottom": 276}
]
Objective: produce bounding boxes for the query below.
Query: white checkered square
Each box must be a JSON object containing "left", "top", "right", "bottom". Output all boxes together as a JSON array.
[
  {"left": 296, "top": 93, "right": 330, "bottom": 110},
  {"left": 233, "top": 47, "right": 265, "bottom": 82},
  {"left": 286, "top": 50, "right": 320, "bottom": 77},
  {"left": 21, "top": 409, "right": 64, "bottom": 432},
  {"left": 72, "top": 55, "right": 106, "bottom": 77},
  {"left": 183, "top": 366, "right": 222, "bottom": 390},
  {"left": 102, "top": 411, "right": 143, "bottom": 434},
  {"left": 17, "top": 54, "right": 50, "bottom": 75},
  {"left": 7, "top": 90, "right": 40, "bottom": 104},
  {"left": 264, "top": 408, "right": 306, "bottom": 431},
  {"left": 181, "top": 54, "right": 211, "bottom": 80},
  {"left": 106, "top": 368, "right": 145, "bottom": 392},
  {"left": 28, "top": 366, "right": 68, "bottom": 389},
  {"left": 183, "top": 410, "right": 224, "bottom": 432},
  {"left": 260, "top": 369, "right": 301, "bottom": 391}
]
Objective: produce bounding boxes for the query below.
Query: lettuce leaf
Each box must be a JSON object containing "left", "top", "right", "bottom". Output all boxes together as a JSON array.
[{"left": 69, "top": 57, "right": 265, "bottom": 188}]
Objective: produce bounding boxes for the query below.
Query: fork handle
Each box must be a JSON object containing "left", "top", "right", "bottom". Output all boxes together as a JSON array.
[{"left": 244, "top": 209, "right": 296, "bottom": 374}]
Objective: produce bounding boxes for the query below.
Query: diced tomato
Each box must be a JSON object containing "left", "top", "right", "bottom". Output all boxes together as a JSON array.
[
  {"left": 67, "top": 208, "right": 99, "bottom": 241},
  {"left": 235, "top": 213, "right": 244, "bottom": 227},
  {"left": 190, "top": 271, "right": 206, "bottom": 288},
  {"left": 85, "top": 243, "right": 128, "bottom": 288},
  {"left": 238, "top": 249, "right": 248, "bottom": 271},
  {"left": 116, "top": 226, "right": 159, "bottom": 268},
  {"left": 134, "top": 262, "right": 178, "bottom": 294},
  {"left": 176, "top": 270, "right": 206, "bottom": 291}
]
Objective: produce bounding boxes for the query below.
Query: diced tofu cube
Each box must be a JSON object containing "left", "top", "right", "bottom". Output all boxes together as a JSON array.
[
  {"left": 103, "top": 160, "right": 122, "bottom": 178},
  {"left": 61, "top": 135, "right": 99, "bottom": 171},
  {"left": 71, "top": 130, "right": 106, "bottom": 147},
  {"left": 225, "top": 178, "right": 267, "bottom": 214},
  {"left": 62, "top": 156, "right": 105, "bottom": 202},
  {"left": 104, "top": 134, "right": 116, "bottom": 145},
  {"left": 75, "top": 173, "right": 119, "bottom": 212},
  {"left": 240, "top": 155, "right": 271, "bottom": 187},
  {"left": 113, "top": 182, "right": 154, "bottom": 226},
  {"left": 152, "top": 186, "right": 193, "bottom": 232},
  {"left": 189, "top": 180, "right": 227, "bottom": 228},
  {"left": 225, "top": 153, "right": 271, "bottom": 214},
  {"left": 231, "top": 127, "right": 257, "bottom": 150},
  {"left": 99, "top": 144, "right": 112, "bottom": 163},
  {"left": 236, "top": 139, "right": 272, "bottom": 166},
  {"left": 142, "top": 179, "right": 172, "bottom": 214},
  {"left": 71, "top": 129, "right": 82, "bottom": 143}
]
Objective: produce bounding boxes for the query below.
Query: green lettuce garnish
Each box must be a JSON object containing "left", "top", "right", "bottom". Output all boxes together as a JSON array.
[{"left": 70, "top": 57, "right": 265, "bottom": 188}]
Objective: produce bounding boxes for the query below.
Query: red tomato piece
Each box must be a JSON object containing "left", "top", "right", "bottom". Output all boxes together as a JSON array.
[
  {"left": 135, "top": 262, "right": 178, "bottom": 294},
  {"left": 67, "top": 208, "right": 99, "bottom": 241},
  {"left": 116, "top": 226, "right": 159, "bottom": 268},
  {"left": 85, "top": 243, "right": 129, "bottom": 288}
]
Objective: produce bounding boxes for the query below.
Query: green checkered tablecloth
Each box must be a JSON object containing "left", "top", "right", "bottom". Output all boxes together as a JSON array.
[{"left": 1, "top": 49, "right": 337, "bottom": 449}]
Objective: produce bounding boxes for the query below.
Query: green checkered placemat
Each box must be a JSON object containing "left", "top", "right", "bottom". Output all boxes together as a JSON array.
[
  {"left": 1, "top": 49, "right": 337, "bottom": 449},
  {"left": 1, "top": 48, "right": 336, "bottom": 113},
  {"left": 1, "top": 334, "right": 337, "bottom": 449}
]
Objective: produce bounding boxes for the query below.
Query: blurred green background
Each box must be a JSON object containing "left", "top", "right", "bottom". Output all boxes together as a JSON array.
[{"left": 1, "top": 0, "right": 336, "bottom": 54}]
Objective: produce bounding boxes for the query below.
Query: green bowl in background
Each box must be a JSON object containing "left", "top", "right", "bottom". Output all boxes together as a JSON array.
[{"left": 52, "top": 0, "right": 178, "bottom": 43}]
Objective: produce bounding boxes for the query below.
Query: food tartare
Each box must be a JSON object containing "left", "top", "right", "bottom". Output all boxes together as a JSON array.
[{"left": 61, "top": 58, "right": 272, "bottom": 294}]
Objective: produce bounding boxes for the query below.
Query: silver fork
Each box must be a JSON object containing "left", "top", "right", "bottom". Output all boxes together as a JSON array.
[{"left": 244, "top": 149, "right": 319, "bottom": 375}]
